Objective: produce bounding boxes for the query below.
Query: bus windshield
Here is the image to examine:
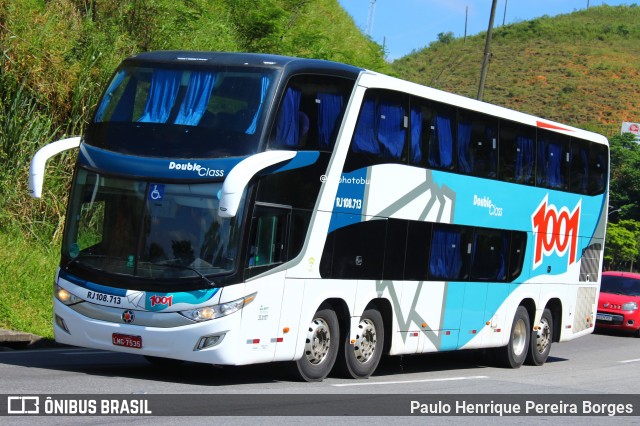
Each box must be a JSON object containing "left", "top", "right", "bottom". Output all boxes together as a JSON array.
[
  {"left": 63, "top": 168, "right": 245, "bottom": 286},
  {"left": 88, "top": 65, "right": 276, "bottom": 157}
]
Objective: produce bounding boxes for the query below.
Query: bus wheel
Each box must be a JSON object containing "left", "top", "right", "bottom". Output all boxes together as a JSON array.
[
  {"left": 338, "top": 308, "right": 384, "bottom": 379},
  {"left": 294, "top": 306, "right": 339, "bottom": 382},
  {"left": 497, "top": 306, "right": 530, "bottom": 369},
  {"left": 526, "top": 308, "right": 553, "bottom": 366}
]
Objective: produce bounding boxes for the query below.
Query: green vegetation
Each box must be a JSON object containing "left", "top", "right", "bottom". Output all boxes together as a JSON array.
[
  {"left": 0, "top": 0, "right": 387, "bottom": 336},
  {"left": 392, "top": 5, "right": 640, "bottom": 137},
  {"left": 1, "top": 3, "right": 640, "bottom": 336}
]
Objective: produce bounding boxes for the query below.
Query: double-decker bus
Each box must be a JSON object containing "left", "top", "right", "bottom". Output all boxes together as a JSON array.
[{"left": 30, "top": 51, "right": 608, "bottom": 381}]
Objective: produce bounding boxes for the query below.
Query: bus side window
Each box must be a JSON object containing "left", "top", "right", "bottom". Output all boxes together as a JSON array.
[
  {"left": 537, "top": 130, "right": 570, "bottom": 190},
  {"left": 347, "top": 90, "right": 408, "bottom": 170},
  {"left": 247, "top": 205, "right": 290, "bottom": 270},
  {"left": 458, "top": 110, "right": 498, "bottom": 178},
  {"left": 427, "top": 104, "right": 456, "bottom": 170},
  {"left": 570, "top": 138, "right": 590, "bottom": 194},
  {"left": 498, "top": 121, "right": 535, "bottom": 185},
  {"left": 269, "top": 75, "right": 354, "bottom": 152},
  {"left": 470, "top": 229, "right": 508, "bottom": 281},
  {"left": 429, "top": 224, "right": 472, "bottom": 281},
  {"left": 319, "top": 219, "right": 386, "bottom": 280},
  {"left": 588, "top": 144, "right": 608, "bottom": 194},
  {"left": 508, "top": 231, "right": 527, "bottom": 281}
]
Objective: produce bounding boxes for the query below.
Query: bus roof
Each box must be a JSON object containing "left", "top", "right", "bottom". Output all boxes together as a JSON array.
[{"left": 123, "top": 51, "right": 364, "bottom": 80}]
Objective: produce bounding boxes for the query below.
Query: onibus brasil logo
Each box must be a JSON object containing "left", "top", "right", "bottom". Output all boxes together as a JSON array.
[{"left": 531, "top": 195, "right": 581, "bottom": 270}]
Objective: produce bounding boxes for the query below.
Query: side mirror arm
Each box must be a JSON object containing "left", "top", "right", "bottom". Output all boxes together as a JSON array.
[
  {"left": 29, "top": 137, "right": 81, "bottom": 198},
  {"left": 218, "top": 150, "right": 296, "bottom": 218}
]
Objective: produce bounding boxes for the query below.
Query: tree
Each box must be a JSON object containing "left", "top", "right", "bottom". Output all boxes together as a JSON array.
[
  {"left": 609, "top": 133, "right": 640, "bottom": 222},
  {"left": 605, "top": 220, "right": 640, "bottom": 271}
]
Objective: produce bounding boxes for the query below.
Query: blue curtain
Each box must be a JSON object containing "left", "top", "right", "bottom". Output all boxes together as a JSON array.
[
  {"left": 429, "top": 114, "right": 453, "bottom": 168},
  {"left": 352, "top": 99, "right": 380, "bottom": 154},
  {"left": 410, "top": 106, "right": 422, "bottom": 164},
  {"left": 246, "top": 75, "right": 271, "bottom": 135},
  {"left": 95, "top": 70, "right": 127, "bottom": 122},
  {"left": 317, "top": 92, "right": 343, "bottom": 149},
  {"left": 138, "top": 69, "right": 181, "bottom": 123},
  {"left": 275, "top": 87, "right": 301, "bottom": 147},
  {"left": 377, "top": 102, "right": 405, "bottom": 159},
  {"left": 537, "top": 140, "right": 547, "bottom": 186},
  {"left": 457, "top": 121, "right": 472, "bottom": 173},
  {"left": 429, "top": 228, "right": 462, "bottom": 280},
  {"left": 174, "top": 71, "right": 216, "bottom": 126},
  {"left": 515, "top": 136, "right": 534, "bottom": 183}
]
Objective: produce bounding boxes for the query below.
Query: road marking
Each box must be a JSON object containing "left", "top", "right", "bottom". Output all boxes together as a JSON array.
[
  {"left": 332, "top": 375, "right": 489, "bottom": 387},
  {"left": 619, "top": 358, "right": 640, "bottom": 364}
]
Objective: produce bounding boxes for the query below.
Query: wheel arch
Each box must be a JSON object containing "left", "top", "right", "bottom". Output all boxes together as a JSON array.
[
  {"left": 544, "top": 298, "right": 562, "bottom": 343},
  {"left": 519, "top": 298, "right": 536, "bottom": 325}
]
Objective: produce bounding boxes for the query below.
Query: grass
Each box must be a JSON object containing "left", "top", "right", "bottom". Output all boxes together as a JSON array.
[{"left": 0, "top": 230, "right": 58, "bottom": 338}]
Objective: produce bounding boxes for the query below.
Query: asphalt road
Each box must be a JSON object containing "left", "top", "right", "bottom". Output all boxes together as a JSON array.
[{"left": 0, "top": 329, "right": 638, "bottom": 424}]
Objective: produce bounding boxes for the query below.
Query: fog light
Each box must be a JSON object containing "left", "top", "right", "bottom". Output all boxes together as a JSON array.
[
  {"left": 55, "top": 314, "right": 70, "bottom": 333},
  {"left": 628, "top": 319, "right": 635, "bottom": 326},
  {"left": 194, "top": 333, "right": 225, "bottom": 351}
]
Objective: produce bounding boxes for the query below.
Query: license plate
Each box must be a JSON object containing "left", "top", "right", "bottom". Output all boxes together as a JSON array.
[
  {"left": 596, "top": 313, "right": 613, "bottom": 322},
  {"left": 112, "top": 333, "right": 142, "bottom": 349}
]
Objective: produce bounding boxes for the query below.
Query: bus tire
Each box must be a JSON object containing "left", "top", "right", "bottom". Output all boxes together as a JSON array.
[
  {"left": 337, "top": 308, "right": 384, "bottom": 379},
  {"left": 496, "top": 306, "right": 530, "bottom": 369},
  {"left": 526, "top": 308, "right": 553, "bottom": 366},
  {"left": 294, "top": 306, "right": 339, "bottom": 382}
]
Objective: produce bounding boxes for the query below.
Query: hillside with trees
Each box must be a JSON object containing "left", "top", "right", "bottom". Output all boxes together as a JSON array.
[{"left": 1, "top": 2, "right": 640, "bottom": 335}]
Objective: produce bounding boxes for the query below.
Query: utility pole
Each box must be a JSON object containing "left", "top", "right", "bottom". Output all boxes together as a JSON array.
[
  {"left": 477, "top": 0, "right": 498, "bottom": 101},
  {"left": 464, "top": 6, "right": 468, "bottom": 42},
  {"left": 502, "top": 0, "right": 508, "bottom": 26},
  {"left": 366, "top": 0, "right": 376, "bottom": 36}
]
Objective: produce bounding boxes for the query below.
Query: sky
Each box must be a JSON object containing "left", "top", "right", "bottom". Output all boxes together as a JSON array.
[{"left": 338, "top": 0, "right": 634, "bottom": 61}]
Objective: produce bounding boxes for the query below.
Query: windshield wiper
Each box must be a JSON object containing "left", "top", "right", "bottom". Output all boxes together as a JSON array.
[{"left": 145, "top": 261, "right": 218, "bottom": 288}]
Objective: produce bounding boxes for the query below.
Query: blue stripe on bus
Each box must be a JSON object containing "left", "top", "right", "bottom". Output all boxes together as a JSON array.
[
  {"left": 79, "top": 145, "right": 319, "bottom": 180},
  {"left": 328, "top": 168, "right": 368, "bottom": 233},
  {"left": 59, "top": 270, "right": 128, "bottom": 297},
  {"left": 79, "top": 144, "right": 243, "bottom": 179}
]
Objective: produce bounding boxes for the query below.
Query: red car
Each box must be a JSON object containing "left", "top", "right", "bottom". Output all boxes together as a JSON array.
[{"left": 596, "top": 271, "right": 640, "bottom": 337}]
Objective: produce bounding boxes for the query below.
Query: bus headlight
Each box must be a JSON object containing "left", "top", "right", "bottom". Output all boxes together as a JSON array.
[
  {"left": 179, "top": 292, "right": 256, "bottom": 322},
  {"left": 622, "top": 302, "right": 638, "bottom": 311},
  {"left": 55, "top": 284, "right": 84, "bottom": 305}
]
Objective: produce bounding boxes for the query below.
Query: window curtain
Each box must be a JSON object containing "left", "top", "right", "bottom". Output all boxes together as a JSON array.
[
  {"left": 515, "top": 136, "right": 534, "bottom": 183},
  {"left": 138, "top": 69, "right": 181, "bottom": 123},
  {"left": 352, "top": 98, "right": 379, "bottom": 154},
  {"left": 95, "top": 70, "right": 127, "bottom": 122},
  {"left": 429, "top": 228, "right": 461, "bottom": 280},
  {"left": 174, "top": 71, "right": 216, "bottom": 126},
  {"left": 246, "top": 75, "right": 271, "bottom": 135},
  {"left": 410, "top": 106, "right": 422, "bottom": 163},
  {"left": 457, "top": 120, "right": 472, "bottom": 173},
  {"left": 317, "top": 92, "right": 343, "bottom": 149},
  {"left": 429, "top": 114, "right": 453, "bottom": 168},
  {"left": 377, "top": 102, "right": 405, "bottom": 159},
  {"left": 274, "top": 87, "right": 301, "bottom": 147}
]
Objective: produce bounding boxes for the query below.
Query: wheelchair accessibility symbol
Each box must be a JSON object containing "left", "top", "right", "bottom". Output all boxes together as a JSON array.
[{"left": 149, "top": 184, "right": 165, "bottom": 201}]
